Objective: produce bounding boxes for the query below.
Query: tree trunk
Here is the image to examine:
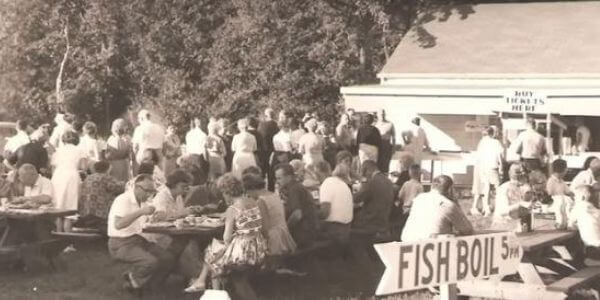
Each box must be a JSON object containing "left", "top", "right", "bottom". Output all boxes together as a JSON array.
[{"left": 56, "top": 25, "right": 70, "bottom": 108}]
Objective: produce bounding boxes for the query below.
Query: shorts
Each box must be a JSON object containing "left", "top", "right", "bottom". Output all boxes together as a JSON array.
[{"left": 481, "top": 169, "right": 500, "bottom": 187}]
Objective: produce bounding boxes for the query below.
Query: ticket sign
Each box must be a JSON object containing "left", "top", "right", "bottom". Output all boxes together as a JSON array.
[
  {"left": 502, "top": 90, "right": 548, "bottom": 113},
  {"left": 374, "top": 232, "right": 522, "bottom": 296}
]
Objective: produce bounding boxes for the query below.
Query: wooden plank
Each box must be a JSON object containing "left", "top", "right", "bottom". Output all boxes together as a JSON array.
[
  {"left": 517, "top": 230, "right": 576, "bottom": 252},
  {"left": 518, "top": 262, "right": 545, "bottom": 285},
  {"left": 457, "top": 280, "right": 567, "bottom": 300},
  {"left": 547, "top": 266, "right": 600, "bottom": 293}
]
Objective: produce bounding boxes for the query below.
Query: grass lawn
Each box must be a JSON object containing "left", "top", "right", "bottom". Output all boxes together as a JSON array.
[{"left": 0, "top": 194, "right": 590, "bottom": 300}]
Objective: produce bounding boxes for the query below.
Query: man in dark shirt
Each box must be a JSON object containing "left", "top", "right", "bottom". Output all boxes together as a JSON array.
[
  {"left": 257, "top": 108, "right": 279, "bottom": 179},
  {"left": 5, "top": 129, "right": 49, "bottom": 177},
  {"left": 351, "top": 160, "right": 394, "bottom": 285},
  {"left": 356, "top": 114, "right": 382, "bottom": 168},
  {"left": 275, "top": 163, "right": 318, "bottom": 248}
]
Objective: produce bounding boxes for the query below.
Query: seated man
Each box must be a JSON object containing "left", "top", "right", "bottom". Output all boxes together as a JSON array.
[
  {"left": 107, "top": 174, "right": 175, "bottom": 294},
  {"left": 350, "top": 160, "right": 395, "bottom": 283},
  {"left": 571, "top": 157, "right": 600, "bottom": 189},
  {"left": 402, "top": 175, "right": 473, "bottom": 241},
  {"left": 0, "top": 164, "right": 54, "bottom": 247},
  {"left": 10, "top": 163, "right": 53, "bottom": 207},
  {"left": 275, "top": 163, "right": 319, "bottom": 248},
  {"left": 568, "top": 185, "right": 600, "bottom": 258},
  {"left": 77, "top": 161, "right": 125, "bottom": 234},
  {"left": 491, "top": 163, "right": 545, "bottom": 230}
]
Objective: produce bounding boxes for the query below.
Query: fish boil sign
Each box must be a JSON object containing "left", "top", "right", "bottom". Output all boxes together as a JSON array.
[{"left": 375, "top": 232, "right": 522, "bottom": 296}]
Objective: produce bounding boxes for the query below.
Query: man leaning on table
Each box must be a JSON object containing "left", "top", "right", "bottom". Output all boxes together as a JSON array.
[
  {"left": 0, "top": 164, "right": 54, "bottom": 245},
  {"left": 401, "top": 175, "right": 474, "bottom": 242},
  {"left": 107, "top": 174, "right": 175, "bottom": 295}
]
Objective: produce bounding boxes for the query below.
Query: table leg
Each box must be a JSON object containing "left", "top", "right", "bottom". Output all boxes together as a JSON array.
[
  {"left": 518, "top": 260, "right": 544, "bottom": 285},
  {"left": 0, "top": 223, "right": 9, "bottom": 248}
]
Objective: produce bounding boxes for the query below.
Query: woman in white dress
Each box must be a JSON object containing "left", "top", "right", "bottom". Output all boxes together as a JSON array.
[
  {"left": 51, "top": 130, "right": 87, "bottom": 231},
  {"left": 78, "top": 121, "right": 103, "bottom": 169},
  {"left": 205, "top": 121, "right": 227, "bottom": 180},
  {"left": 231, "top": 118, "right": 258, "bottom": 179}
]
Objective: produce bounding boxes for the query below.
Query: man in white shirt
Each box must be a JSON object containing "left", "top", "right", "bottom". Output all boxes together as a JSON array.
[
  {"left": 4, "top": 120, "right": 31, "bottom": 156},
  {"left": 401, "top": 117, "right": 430, "bottom": 165},
  {"left": 319, "top": 164, "right": 353, "bottom": 244},
  {"left": 132, "top": 110, "right": 165, "bottom": 165},
  {"left": 185, "top": 117, "right": 207, "bottom": 157},
  {"left": 401, "top": 175, "right": 473, "bottom": 242},
  {"left": 512, "top": 117, "right": 547, "bottom": 172},
  {"left": 107, "top": 174, "right": 175, "bottom": 294},
  {"left": 471, "top": 126, "right": 504, "bottom": 216},
  {"left": 568, "top": 185, "right": 600, "bottom": 248},
  {"left": 574, "top": 117, "right": 591, "bottom": 153},
  {"left": 0, "top": 164, "right": 54, "bottom": 251},
  {"left": 571, "top": 157, "right": 600, "bottom": 189}
]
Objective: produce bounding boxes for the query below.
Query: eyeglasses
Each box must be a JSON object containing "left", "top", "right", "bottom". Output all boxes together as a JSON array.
[{"left": 137, "top": 185, "right": 157, "bottom": 197}]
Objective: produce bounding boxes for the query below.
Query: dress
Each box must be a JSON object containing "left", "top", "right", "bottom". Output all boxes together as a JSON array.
[
  {"left": 204, "top": 204, "right": 267, "bottom": 276},
  {"left": 106, "top": 134, "right": 132, "bottom": 182},
  {"left": 51, "top": 144, "right": 85, "bottom": 210},
  {"left": 231, "top": 132, "right": 258, "bottom": 179},
  {"left": 205, "top": 134, "right": 227, "bottom": 179},
  {"left": 162, "top": 133, "right": 181, "bottom": 176},
  {"left": 256, "top": 190, "right": 296, "bottom": 255},
  {"left": 298, "top": 132, "right": 325, "bottom": 165}
]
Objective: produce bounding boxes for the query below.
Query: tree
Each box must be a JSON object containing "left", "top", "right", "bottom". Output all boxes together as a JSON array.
[{"left": 0, "top": 0, "right": 473, "bottom": 133}]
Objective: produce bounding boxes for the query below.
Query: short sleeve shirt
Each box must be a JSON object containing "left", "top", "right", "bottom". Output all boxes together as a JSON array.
[
  {"left": 107, "top": 191, "right": 147, "bottom": 238},
  {"left": 319, "top": 176, "right": 353, "bottom": 224},
  {"left": 24, "top": 176, "right": 53, "bottom": 199}
]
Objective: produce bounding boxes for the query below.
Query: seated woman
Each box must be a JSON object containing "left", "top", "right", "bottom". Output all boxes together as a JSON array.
[
  {"left": 302, "top": 160, "right": 331, "bottom": 202},
  {"left": 77, "top": 161, "right": 125, "bottom": 233},
  {"left": 185, "top": 173, "right": 267, "bottom": 292},
  {"left": 146, "top": 169, "right": 204, "bottom": 286},
  {"left": 242, "top": 167, "right": 296, "bottom": 256}
]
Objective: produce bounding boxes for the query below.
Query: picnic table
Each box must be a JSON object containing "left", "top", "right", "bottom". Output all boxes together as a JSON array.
[
  {"left": 457, "top": 227, "right": 600, "bottom": 300},
  {"left": 0, "top": 207, "right": 77, "bottom": 270}
]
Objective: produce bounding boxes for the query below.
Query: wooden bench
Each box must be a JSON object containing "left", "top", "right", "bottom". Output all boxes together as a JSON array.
[
  {"left": 51, "top": 230, "right": 104, "bottom": 242},
  {"left": 226, "top": 240, "right": 335, "bottom": 300},
  {"left": 547, "top": 266, "right": 600, "bottom": 293}
]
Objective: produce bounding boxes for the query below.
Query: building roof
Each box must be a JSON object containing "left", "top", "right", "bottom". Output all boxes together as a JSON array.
[{"left": 380, "top": 1, "right": 600, "bottom": 76}]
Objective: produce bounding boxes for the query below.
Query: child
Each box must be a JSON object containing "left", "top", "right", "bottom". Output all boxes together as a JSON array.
[
  {"left": 547, "top": 159, "right": 573, "bottom": 197},
  {"left": 568, "top": 185, "right": 600, "bottom": 249},
  {"left": 391, "top": 164, "right": 423, "bottom": 239},
  {"left": 547, "top": 159, "right": 574, "bottom": 229},
  {"left": 185, "top": 173, "right": 267, "bottom": 293},
  {"left": 397, "top": 164, "right": 424, "bottom": 213}
]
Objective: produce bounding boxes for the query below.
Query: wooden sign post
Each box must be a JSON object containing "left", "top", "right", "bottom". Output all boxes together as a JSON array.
[{"left": 374, "top": 232, "right": 523, "bottom": 299}]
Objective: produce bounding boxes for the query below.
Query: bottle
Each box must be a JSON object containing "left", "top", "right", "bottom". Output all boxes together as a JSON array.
[{"left": 519, "top": 207, "right": 532, "bottom": 233}]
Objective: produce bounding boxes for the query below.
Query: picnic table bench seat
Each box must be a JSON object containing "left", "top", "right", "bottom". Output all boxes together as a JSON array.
[
  {"left": 547, "top": 266, "right": 600, "bottom": 293},
  {"left": 51, "top": 230, "right": 104, "bottom": 241}
]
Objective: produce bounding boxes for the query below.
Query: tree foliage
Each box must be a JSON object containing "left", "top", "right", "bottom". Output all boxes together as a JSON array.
[{"left": 0, "top": 0, "right": 471, "bottom": 134}]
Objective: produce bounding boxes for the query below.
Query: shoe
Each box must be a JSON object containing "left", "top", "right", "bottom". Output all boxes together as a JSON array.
[
  {"left": 122, "top": 273, "right": 142, "bottom": 297},
  {"left": 274, "top": 268, "right": 307, "bottom": 276},
  {"left": 184, "top": 277, "right": 206, "bottom": 293},
  {"left": 470, "top": 207, "right": 482, "bottom": 216},
  {"left": 63, "top": 244, "right": 77, "bottom": 253}
]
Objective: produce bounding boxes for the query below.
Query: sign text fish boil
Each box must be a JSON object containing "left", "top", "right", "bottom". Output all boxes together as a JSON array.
[{"left": 375, "top": 232, "right": 523, "bottom": 295}]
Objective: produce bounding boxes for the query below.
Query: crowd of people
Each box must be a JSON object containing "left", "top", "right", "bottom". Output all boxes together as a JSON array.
[
  {"left": 3, "top": 106, "right": 600, "bottom": 296},
  {"left": 0, "top": 107, "right": 435, "bottom": 295}
]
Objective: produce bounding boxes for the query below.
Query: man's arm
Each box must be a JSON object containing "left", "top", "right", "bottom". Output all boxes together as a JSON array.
[
  {"left": 353, "top": 181, "right": 370, "bottom": 204},
  {"left": 449, "top": 203, "right": 474, "bottom": 235},
  {"left": 115, "top": 205, "right": 154, "bottom": 230}
]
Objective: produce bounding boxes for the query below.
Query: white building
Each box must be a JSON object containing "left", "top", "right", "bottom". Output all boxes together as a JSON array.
[{"left": 341, "top": 1, "right": 600, "bottom": 183}]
